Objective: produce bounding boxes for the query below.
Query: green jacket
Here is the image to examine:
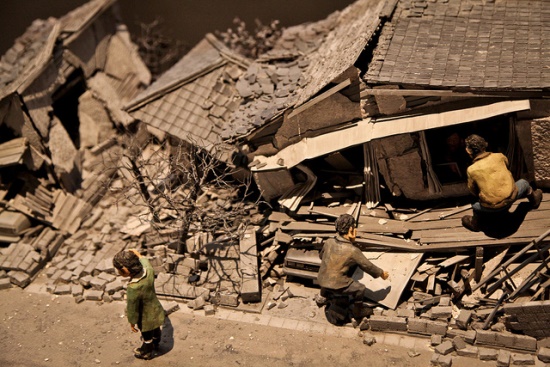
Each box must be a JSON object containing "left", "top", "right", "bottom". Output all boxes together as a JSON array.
[
  {"left": 467, "top": 152, "right": 518, "bottom": 209},
  {"left": 126, "top": 257, "right": 165, "bottom": 332},
  {"left": 317, "top": 235, "right": 383, "bottom": 290}
]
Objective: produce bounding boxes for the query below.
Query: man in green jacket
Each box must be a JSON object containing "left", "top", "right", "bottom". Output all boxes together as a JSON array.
[
  {"left": 113, "top": 249, "right": 165, "bottom": 360},
  {"left": 462, "top": 134, "right": 543, "bottom": 231},
  {"left": 317, "top": 214, "right": 389, "bottom": 309}
]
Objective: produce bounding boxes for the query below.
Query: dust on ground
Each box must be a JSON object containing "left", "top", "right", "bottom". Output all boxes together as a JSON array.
[{"left": 0, "top": 285, "right": 495, "bottom": 367}]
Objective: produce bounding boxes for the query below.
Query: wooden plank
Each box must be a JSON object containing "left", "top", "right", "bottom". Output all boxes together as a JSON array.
[
  {"left": 438, "top": 255, "right": 470, "bottom": 268},
  {"left": 355, "top": 251, "right": 423, "bottom": 309},
  {"left": 357, "top": 215, "right": 410, "bottom": 235}
]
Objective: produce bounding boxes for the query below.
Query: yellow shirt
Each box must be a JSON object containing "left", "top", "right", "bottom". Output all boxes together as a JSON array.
[{"left": 466, "top": 152, "right": 518, "bottom": 209}]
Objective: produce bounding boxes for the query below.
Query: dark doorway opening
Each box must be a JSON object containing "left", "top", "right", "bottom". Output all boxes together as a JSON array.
[
  {"left": 52, "top": 68, "right": 86, "bottom": 149},
  {"left": 425, "top": 115, "right": 511, "bottom": 185}
]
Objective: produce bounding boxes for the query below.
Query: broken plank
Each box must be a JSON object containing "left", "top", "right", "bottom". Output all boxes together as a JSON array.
[{"left": 438, "top": 255, "right": 470, "bottom": 268}]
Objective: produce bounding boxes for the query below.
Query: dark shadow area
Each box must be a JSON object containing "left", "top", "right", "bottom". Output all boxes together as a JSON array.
[
  {"left": 480, "top": 202, "right": 531, "bottom": 239},
  {"left": 364, "top": 285, "right": 392, "bottom": 303},
  {"left": 155, "top": 316, "right": 174, "bottom": 357}
]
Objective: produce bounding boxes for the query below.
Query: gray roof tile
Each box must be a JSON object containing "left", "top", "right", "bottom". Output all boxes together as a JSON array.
[{"left": 365, "top": 0, "right": 550, "bottom": 90}]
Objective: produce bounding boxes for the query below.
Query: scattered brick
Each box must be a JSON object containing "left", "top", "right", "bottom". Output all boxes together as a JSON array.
[
  {"left": 431, "top": 306, "right": 452, "bottom": 319},
  {"left": 426, "top": 320, "right": 447, "bottom": 336},
  {"left": 219, "top": 292, "right": 239, "bottom": 307},
  {"left": 497, "top": 350, "right": 510, "bottom": 367},
  {"left": 0, "top": 277, "right": 12, "bottom": 290},
  {"left": 438, "top": 354, "right": 452, "bottom": 367},
  {"left": 204, "top": 304, "right": 215, "bottom": 316},
  {"left": 431, "top": 334, "right": 442, "bottom": 346},
  {"left": 455, "top": 310, "right": 472, "bottom": 330},
  {"left": 369, "top": 315, "right": 407, "bottom": 332},
  {"left": 456, "top": 346, "right": 478, "bottom": 358},
  {"left": 8, "top": 270, "right": 30, "bottom": 288},
  {"left": 538, "top": 347, "right": 550, "bottom": 363},
  {"left": 53, "top": 284, "right": 72, "bottom": 295},
  {"left": 84, "top": 289, "right": 104, "bottom": 301},
  {"left": 510, "top": 353, "right": 534, "bottom": 365},
  {"left": 435, "top": 340, "right": 454, "bottom": 355},
  {"left": 479, "top": 347, "right": 498, "bottom": 360},
  {"left": 452, "top": 336, "right": 467, "bottom": 350}
]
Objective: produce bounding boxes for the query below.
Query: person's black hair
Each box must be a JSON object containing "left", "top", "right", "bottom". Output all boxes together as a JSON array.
[
  {"left": 113, "top": 250, "right": 142, "bottom": 277},
  {"left": 465, "top": 134, "right": 488, "bottom": 157},
  {"left": 335, "top": 214, "right": 356, "bottom": 236}
]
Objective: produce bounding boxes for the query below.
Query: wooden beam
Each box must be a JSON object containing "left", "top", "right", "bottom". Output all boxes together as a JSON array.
[
  {"left": 360, "top": 88, "right": 549, "bottom": 98},
  {"left": 288, "top": 79, "right": 352, "bottom": 119}
]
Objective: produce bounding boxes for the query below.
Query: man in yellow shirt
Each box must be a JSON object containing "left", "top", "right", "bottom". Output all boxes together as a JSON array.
[{"left": 462, "top": 134, "right": 543, "bottom": 231}]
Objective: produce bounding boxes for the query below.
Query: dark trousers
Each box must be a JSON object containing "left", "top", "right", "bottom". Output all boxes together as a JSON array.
[
  {"left": 322, "top": 280, "right": 366, "bottom": 303},
  {"left": 141, "top": 327, "right": 161, "bottom": 343}
]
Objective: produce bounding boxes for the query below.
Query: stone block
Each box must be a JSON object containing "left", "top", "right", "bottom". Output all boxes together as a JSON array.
[
  {"left": 97, "top": 272, "right": 116, "bottom": 283},
  {"left": 192, "top": 296, "right": 206, "bottom": 310},
  {"left": 54, "top": 284, "right": 72, "bottom": 295},
  {"left": 438, "top": 354, "right": 452, "bottom": 367},
  {"left": 479, "top": 347, "right": 498, "bottom": 360},
  {"left": 369, "top": 315, "right": 407, "bottom": 332},
  {"left": 431, "top": 353, "right": 440, "bottom": 366},
  {"left": 435, "top": 340, "right": 454, "bottom": 355},
  {"left": 510, "top": 353, "right": 535, "bottom": 365},
  {"left": 455, "top": 310, "right": 472, "bottom": 330},
  {"left": 84, "top": 289, "right": 104, "bottom": 301},
  {"left": 219, "top": 292, "right": 240, "bottom": 307},
  {"left": 456, "top": 346, "right": 478, "bottom": 358},
  {"left": 71, "top": 284, "right": 84, "bottom": 297},
  {"left": 496, "top": 332, "right": 515, "bottom": 349},
  {"left": 514, "top": 335, "right": 537, "bottom": 352},
  {"left": 431, "top": 306, "right": 452, "bottom": 319},
  {"left": 79, "top": 274, "right": 93, "bottom": 287},
  {"left": 537, "top": 347, "right": 550, "bottom": 363},
  {"left": 111, "top": 291, "right": 124, "bottom": 301},
  {"left": 162, "top": 301, "right": 180, "bottom": 316},
  {"left": 59, "top": 270, "right": 74, "bottom": 283},
  {"left": 426, "top": 320, "right": 447, "bottom": 336},
  {"left": 105, "top": 279, "right": 124, "bottom": 294},
  {"left": 431, "top": 334, "right": 442, "bottom": 346},
  {"left": 0, "top": 277, "right": 12, "bottom": 290},
  {"left": 497, "top": 350, "right": 510, "bottom": 367},
  {"left": 397, "top": 308, "right": 415, "bottom": 318},
  {"left": 452, "top": 336, "right": 467, "bottom": 350},
  {"left": 8, "top": 270, "right": 30, "bottom": 288},
  {"left": 407, "top": 317, "right": 427, "bottom": 334},
  {"left": 204, "top": 304, "right": 215, "bottom": 316},
  {"left": 446, "top": 328, "right": 476, "bottom": 344},
  {"left": 475, "top": 329, "right": 497, "bottom": 345},
  {"left": 89, "top": 277, "right": 108, "bottom": 290}
]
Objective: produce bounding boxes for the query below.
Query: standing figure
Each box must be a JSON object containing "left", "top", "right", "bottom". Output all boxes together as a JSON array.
[
  {"left": 317, "top": 214, "right": 389, "bottom": 322},
  {"left": 113, "top": 249, "right": 165, "bottom": 360},
  {"left": 462, "top": 134, "right": 543, "bottom": 232}
]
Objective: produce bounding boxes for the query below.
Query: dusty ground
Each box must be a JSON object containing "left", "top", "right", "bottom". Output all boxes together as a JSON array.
[{"left": 0, "top": 285, "right": 501, "bottom": 367}]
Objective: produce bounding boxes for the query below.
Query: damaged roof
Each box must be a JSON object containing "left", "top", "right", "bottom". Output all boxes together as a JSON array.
[
  {"left": 0, "top": 0, "right": 118, "bottom": 101},
  {"left": 127, "top": 0, "right": 390, "bottom": 143},
  {"left": 126, "top": 35, "right": 250, "bottom": 148},
  {"left": 365, "top": 0, "right": 550, "bottom": 90}
]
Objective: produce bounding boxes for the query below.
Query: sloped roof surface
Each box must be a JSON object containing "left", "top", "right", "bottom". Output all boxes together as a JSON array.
[
  {"left": 219, "top": 0, "right": 388, "bottom": 139},
  {"left": 127, "top": 38, "right": 226, "bottom": 109},
  {"left": 365, "top": 0, "right": 550, "bottom": 90},
  {"left": 129, "top": 37, "right": 246, "bottom": 148}
]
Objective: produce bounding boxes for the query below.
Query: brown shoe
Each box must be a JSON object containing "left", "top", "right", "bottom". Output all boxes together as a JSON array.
[
  {"left": 528, "top": 189, "right": 543, "bottom": 209},
  {"left": 462, "top": 215, "right": 480, "bottom": 232}
]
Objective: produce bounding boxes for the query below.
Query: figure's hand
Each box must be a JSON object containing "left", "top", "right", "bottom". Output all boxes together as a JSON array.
[
  {"left": 130, "top": 323, "right": 139, "bottom": 333},
  {"left": 381, "top": 271, "right": 389, "bottom": 280},
  {"left": 129, "top": 249, "right": 142, "bottom": 258}
]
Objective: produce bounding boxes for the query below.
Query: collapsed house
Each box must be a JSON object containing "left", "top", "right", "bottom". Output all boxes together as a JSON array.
[
  {"left": 124, "top": 0, "right": 550, "bottom": 356},
  {"left": 0, "top": 0, "right": 150, "bottom": 286},
  {"left": 2, "top": 0, "right": 550, "bottom": 362}
]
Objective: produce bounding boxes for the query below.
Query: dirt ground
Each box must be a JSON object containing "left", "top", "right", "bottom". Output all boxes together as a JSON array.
[{"left": 0, "top": 285, "right": 503, "bottom": 367}]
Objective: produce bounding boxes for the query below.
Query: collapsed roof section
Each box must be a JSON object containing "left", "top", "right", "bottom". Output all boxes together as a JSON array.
[
  {"left": 125, "top": 34, "right": 250, "bottom": 156},
  {"left": 0, "top": 0, "right": 149, "bottom": 182}
]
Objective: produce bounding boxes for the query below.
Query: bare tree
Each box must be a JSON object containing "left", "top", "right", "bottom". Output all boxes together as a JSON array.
[
  {"left": 112, "top": 134, "right": 260, "bottom": 255},
  {"left": 133, "top": 17, "right": 188, "bottom": 79},
  {"left": 216, "top": 17, "right": 283, "bottom": 59}
]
